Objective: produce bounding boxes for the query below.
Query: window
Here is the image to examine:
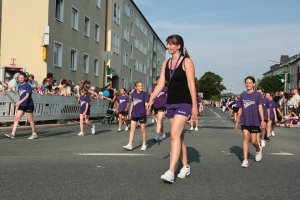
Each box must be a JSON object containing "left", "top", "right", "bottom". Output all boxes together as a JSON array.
[
  {"left": 95, "top": 24, "right": 100, "bottom": 42},
  {"left": 139, "top": 41, "right": 143, "bottom": 52},
  {"left": 54, "top": 42, "right": 62, "bottom": 68},
  {"left": 94, "top": 58, "right": 99, "bottom": 76},
  {"left": 96, "top": 0, "right": 101, "bottom": 8},
  {"left": 144, "top": 27, "right": 148, "bottom": 37},
  {"left": 143, "top": 64, "right": 146, "bottom": 74},
  {"left": 130, "top": 45, "right": 133, "bottom": 59},
  {"left": 124, "top": 26, "right": 129, "bottom": 42},
  {"left": 113, "top": 3, "right": 120, "bottom": 25},
  {"left": 135, "top": 36, "right": 139, "bottom": 49},
  {"left": 123, "top": 77, "right": 128, "bottom": 89},
  {"left": 83, "top": 54, "right": 89, "bottom": 74},
  {"left": 130, "top": 69, "right": 132, "bottom": 82},
  {"left": 84, "top": 16, "right": 90, "bottom": 37},
  {"left": 71, "top": 7, "right": 78, "bottom": 30},
  {"left": 123, "top": 52, "right": 129, "bottom": 67},
  {"left": 149, "top": 69, "right": 152, "bottom": 77},
  {"left": 143, "top": 45, "right": 147, "bottom": 55},
  {"left": 134, "top": 59, "right": 138, "bottom": 71},
  {"left": 55, "top": 0, "right": 64, "bottom": 22},
  {"left": 113, "top": 33, "right": 120, "bottom": 54},
  {"left": 131, "top": 22, "right": 134, "bottom": 37},
  {"left": 124, "top": 1, "right": 130, "bottom": 17},
  {"left": 70, "top": 49, "right": 77, "bottom": 71},
  {"left": 135, "top": 15, "right": 139, "bottom": 28},
  {"left": 139, "top": 62, "right": 142, "bottom": 73}
]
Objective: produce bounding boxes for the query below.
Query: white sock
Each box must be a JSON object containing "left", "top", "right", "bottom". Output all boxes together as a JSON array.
[
  {"left": 128, "top": 142, "right": 132, "bottom": 146},
  {"left": 11, "top": 133, "right": 15, "bottom": 135},
  {"left": 142, "top": 142, "right": 146, "bottom": 146}
]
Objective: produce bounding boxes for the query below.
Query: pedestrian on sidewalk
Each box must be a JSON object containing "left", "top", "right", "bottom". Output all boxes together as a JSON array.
[
  {"left": 77, "top": 89, "right": 95, "bottom": 136},
  {"left": 235, "top": 76, "right": 264, "bottom": 168},
  {"left": 148, "top": 34, "right": 197, "bottom": 183},
  {"left": 123, "top": 81, "right": 149, "bottom": 151},
  {"left": 5, "top": 72, "right": 37, "bottom": 140},
  {"left": 116, "top": 88, "right": 130, "bottom": 132}
]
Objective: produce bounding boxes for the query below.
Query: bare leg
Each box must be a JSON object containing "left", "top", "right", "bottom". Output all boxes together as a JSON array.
[
  {"left": 251, "top": 133, "right": 260, "bottom": 152},
  {"left": 79, "top": 114, "right": 84, "bottom": 132},
  {"left": 140, "top": 123, "right": 147, "bottom": 143},
  {"left": 169, "top": 115, "right": 189, "bottom": 173},
  {"left": 26, "top": 112, "right": 36, "bottom": 134},
  {"left": 12, "top": 110, "right": 24, "bottom": 134},
  {"left": 85, "top": 115, "right": 93, "bottom": 128},
  {"left": 129, "top": 120, "right": 137, "bottom": 143},
  {"left": 242, "top": 130, "right": 250, "bottom": 160},
  {"left": 156, "top": 111, "right": 164, "bottom": 134},
  {"left": 118, "top": 114, "right": 123, "bottom": 129}
]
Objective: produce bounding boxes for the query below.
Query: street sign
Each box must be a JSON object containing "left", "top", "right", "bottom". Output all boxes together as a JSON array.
[{"left": 100, "top": 51, "right": 113, "bottom": 63}]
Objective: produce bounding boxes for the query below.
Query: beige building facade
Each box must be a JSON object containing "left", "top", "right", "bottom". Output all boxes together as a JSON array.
[
  {"left": 0, "top": 0, "right": 165, "bottom": 92},
  {"left": 106, "top": 0, "right": 166, "bottom": 92}
]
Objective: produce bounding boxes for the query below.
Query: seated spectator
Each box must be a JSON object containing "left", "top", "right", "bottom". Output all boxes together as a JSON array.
[
  {"left": 83, "top": 80, "right": 91, "bottom": 93},
  {"left": 40, "top": 78, "right": 50, "bottom": 95},
  {"left": 28, "top": 74, "right": 37, "bottom": 91},
  {"left": 8, "top": 72, "right": 20, "bottom": 91},
  {"left": 46, "top": 72, "right": 54, "bottom": 93},
  {"left": 53, "top": 87, "right": 61, "bottom": 95},
  {"left": 59, "top": 79, "right": 70, "bottom": 97},
  {"left": 51, "top": 79, "right": 58, "bottom": 90},
  {"left": 73, "top": 81, "right": 84, "bottom": 99},
  {"left": 67, "top": 80, "right": 74, "bottom": 96}
]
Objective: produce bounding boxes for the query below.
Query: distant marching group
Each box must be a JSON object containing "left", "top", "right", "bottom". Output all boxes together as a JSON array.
[{"left": 5, "top": 34, "right": 281, "bottom": 184}]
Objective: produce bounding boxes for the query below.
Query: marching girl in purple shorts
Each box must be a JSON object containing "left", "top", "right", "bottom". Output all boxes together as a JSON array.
[
  {"left": 123, "top": 81, "right": 149, "bottom": 151},
  {"left": 151, "top": 76, "right": 168, "bottom": 142},
  {"left": 77, "top": 89, "right": 95, "bottom": 136},
  {"left": 235, "top": 76, "right": 264, "bottom": 168},
  {"left": 148, "top": 34, "right": 197, "bottom": 183}
]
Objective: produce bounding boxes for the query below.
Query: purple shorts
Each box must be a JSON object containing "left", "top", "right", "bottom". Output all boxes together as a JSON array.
[{"left": 166, "top": 103, "right": 192, "bottom": 119}]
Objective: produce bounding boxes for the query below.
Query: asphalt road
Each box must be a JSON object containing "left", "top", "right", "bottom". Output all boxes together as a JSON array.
[{"left": 0, "top": 107, "right": 299, "bottom": 199}]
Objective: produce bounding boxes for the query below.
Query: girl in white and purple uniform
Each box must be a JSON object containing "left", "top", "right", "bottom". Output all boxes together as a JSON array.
[
  {"left": 116, "top": 88, "right": 130, "bottom": 132},
  {"left": 235, "top": 76, "right": 264, "bottom": 168},
  {"left": 148, "top": 34, "right": 197, "bottom": 183},
  {"left": 151, "top": 76, "right": 168, "bottom": 142},
  {"left": 190, "top": 91, "right": 200, "bottom": 131},
  {"left": 77, "top": 89, "right": 95, "bottom": 136},
  {"left": 123, "top": 81, "right": 149, "bottom": 151}
]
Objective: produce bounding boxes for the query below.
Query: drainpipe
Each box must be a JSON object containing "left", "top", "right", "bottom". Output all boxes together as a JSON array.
[{"left": 103, "top": 0, "right": 108, "bottom": 87}]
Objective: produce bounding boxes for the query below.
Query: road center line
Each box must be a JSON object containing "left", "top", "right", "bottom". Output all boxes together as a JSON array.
[
  {"left": 270, "top": 153, "right": 295, "bottom": 155},
  {"left": 74, "top": 153, "right": 152, "bottom": 156},
  {"left": 210, "top": 109, "right": 221, "bottom": 117}
]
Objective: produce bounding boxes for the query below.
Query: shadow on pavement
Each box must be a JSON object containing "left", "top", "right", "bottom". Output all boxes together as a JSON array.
[{"left": 229, "top": 145, "right": 254, "bottom": 162}]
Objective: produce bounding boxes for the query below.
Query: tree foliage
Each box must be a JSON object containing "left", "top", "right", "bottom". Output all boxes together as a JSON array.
[
  {"left": 196, "top": 71, "right": 226, "bottom": 100},
  {"left": 258, "top": 75, "right": 284, "bottom": 93}
]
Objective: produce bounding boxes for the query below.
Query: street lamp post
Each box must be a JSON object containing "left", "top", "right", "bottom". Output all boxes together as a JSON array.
[{"left": 269, "top": 59, "right": 292, "bottom": 92}]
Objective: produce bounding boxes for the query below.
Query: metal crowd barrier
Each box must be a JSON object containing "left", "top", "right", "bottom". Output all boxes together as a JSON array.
[{"left": 0, "top": 91, "right": 110, "bottom": 122}]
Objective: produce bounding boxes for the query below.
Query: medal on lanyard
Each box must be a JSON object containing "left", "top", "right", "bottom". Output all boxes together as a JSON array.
[{"left": 168, "top": 56, "right": 181, "bottom": 85}]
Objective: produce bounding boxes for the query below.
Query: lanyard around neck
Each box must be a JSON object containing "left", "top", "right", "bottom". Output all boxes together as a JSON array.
[{"left": 169, "top": 56, "right": 181, "bottom": 80}]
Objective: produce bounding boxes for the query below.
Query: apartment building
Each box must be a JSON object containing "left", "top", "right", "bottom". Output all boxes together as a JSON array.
[
  {"left": 107, "top": 0, "right": 166, "bottom": 92},
  {"left": 263, "top": 54, "right": 300, "bottom": 92},
  {"left": 0, "top": 0, "right": 166, "bottom": 92}
]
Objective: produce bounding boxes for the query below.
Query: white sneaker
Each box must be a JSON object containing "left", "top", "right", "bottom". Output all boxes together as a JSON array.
[
  {"left": 151, "top": 119, "right": 155, "bottom": 123},
  {"left": 123, "top": 144, "right": 132, "bottom": 150},
  {"left": 125, "top": 126, "right": 129, "bottom": 131},
  {"left": 261, "top": 140, "right": 266, "bottom": 147},
  {"left": 28, "top": 133, "right": 38, "bottom": 139},
  {"left": 241, "top": 160, "right": 249, "bottom": 168},
  {"left": 190, "top": 126, "right": 194, "bottom": 131},
  {"left": 255, "top": 146, "right": 262, "bottom": 162},
  {"left": 161, "top": 170, "right": 174, "bottom": 183},
  {"left": 91, "top": 125, "right": 95, "bottom": 134},
  {"left": 153, "top": 135, "right": 159, "bottom": 142},
  {"left": 77, "top": 132, "right": 84, "bottom": 136},
  {"left": 5, "top": 133, "right": 15, "bottom": 140},
  {"left": 194, "top": 127, "right": 198, "bottom": 131},
  {"left": 141, "top": 144, "right": 147, "bottom": 151},
  {"left": 187, "top": 120, "right": 190, "bottom": 123},
  {"left": 159, "top": 133, "right": 166, "bottom": 140},
  {"left": 117, "top": 128, "right": 121, "bottom": 132},
  {"left": 177, "top": 166, "right": 190, "bottom": 178},
  {"left": 271, "top": 131, "right": 275, "bottom": 137}
]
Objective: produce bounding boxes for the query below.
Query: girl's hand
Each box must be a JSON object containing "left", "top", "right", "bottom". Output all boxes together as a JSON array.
[
  {"left": 146, "top": 101, "right": 153, "bottom": 112},
  {"left": 191, "top": 107, "right": 198, "bottom": 121},
  {"left": 234, "top": 123, "right": 239, "bottom": 131},
  {"left": 83, "top": 112, "right": 86, "bottom": 116},
  {"left": 15, "top": 101, "right": 21, "bottom": 107},
  {"left": 128, "top": 114, "right": 131, "bottom": 119},
  {"left": 261, "top": 121, "right": 265, "bottom": 129}
]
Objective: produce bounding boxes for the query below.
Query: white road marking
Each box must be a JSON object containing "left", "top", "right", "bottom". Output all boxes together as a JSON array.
[
  {"left": 75, "top": 153, "right": 152, "bottom": 156},
  {"left": 210, "top": 109, "right": 221, "bottom": 117},
  {"left": 270, "top": 153, "right": 295, "bottom": 155}
]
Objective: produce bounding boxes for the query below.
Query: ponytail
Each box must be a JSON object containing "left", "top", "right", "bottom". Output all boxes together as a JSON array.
[{"left": 181, "top": 47, "right": 190, "bottom": 58}]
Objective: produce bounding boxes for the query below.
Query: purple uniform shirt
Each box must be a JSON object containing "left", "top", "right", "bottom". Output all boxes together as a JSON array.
[
  {"left": 117, "top": 95, "right": 130, "bottom": 112},
  {"left": 18, "top": 82, "right": 34, "bottom": 107},
  {"left": 152, "top": 85, "right": 168, "bottom": 108},
  {"left": 79, "top": 95, "right": 90, "bottom": 114},
  {"left": 237, "top": 91, "right": 262, "bottom": 126},
  {"left": 261, "top": 97, "right": 270, "bottom": 121},
  {"left": 131, "top": 91, "right": 149, "bottom": 117},
  {"left": 269, "top": 100, "right": 278, "bottom": 119}
]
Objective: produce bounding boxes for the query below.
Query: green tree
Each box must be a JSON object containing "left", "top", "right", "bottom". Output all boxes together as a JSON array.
[
  {"left": 196, "top": 71, "right": 226, "bottom": 100},
  {"left": 258, "top": 75, "right": 284, "bottom": 93}
]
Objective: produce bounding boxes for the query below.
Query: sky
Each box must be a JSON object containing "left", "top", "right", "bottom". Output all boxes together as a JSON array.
[{"left": 133, "top": 0, "right": 300, "bottom": 94}]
